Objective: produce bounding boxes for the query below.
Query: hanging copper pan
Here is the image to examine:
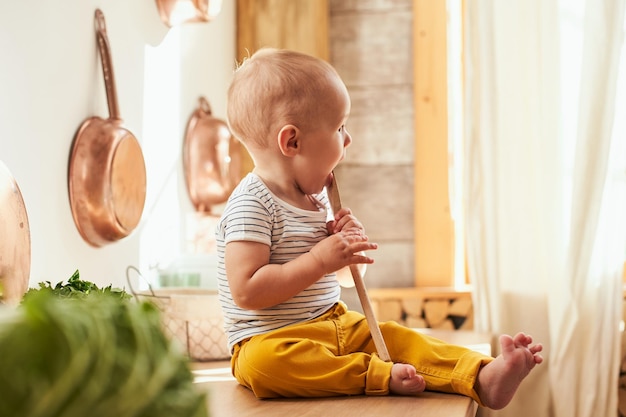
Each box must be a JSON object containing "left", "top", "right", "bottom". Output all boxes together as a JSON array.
[
  {"left": 0, "top": 161, "right": 30, "bottom": 305},
  {"left": 68, "top": 9, "right": 147, "bottom": 247},
  {"left": 183, "top": 96, "right": 241, "bottom": 213}
]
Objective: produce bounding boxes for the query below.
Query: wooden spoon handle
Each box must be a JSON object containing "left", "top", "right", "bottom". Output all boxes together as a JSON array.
[{"left": 326, "top": 174, "right": 391, "bottom": 362}]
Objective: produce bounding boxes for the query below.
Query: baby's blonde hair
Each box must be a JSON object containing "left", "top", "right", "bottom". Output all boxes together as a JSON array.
[{"left": 227, "top": 48, "right": 340, "bottom": 148}]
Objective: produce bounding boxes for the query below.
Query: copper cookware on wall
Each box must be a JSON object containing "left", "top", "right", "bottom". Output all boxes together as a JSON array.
[
  {"left": 183, "top": 97, "right": 241, "bottom": 213},
  {"left": 68, "top": 9, "right": 147, "bottom": 247},
  {"left": 0, "top": 161, "right": 30, "bottom": 305},
  {"left": 155, "top": 0, "right": 223, "bottom": 27}
]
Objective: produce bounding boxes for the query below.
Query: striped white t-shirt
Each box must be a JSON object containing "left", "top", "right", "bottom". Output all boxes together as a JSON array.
[{"left": 216, "top": 173, "right": 341, "bottom": 351}]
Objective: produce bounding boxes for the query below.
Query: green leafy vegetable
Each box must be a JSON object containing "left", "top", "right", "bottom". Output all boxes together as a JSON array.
[
  {"left": 23, "top": 269, "right": 132, "bottom": 301},
  {"left": 0, "top": 289, "right": 208, "bottom": 417}
]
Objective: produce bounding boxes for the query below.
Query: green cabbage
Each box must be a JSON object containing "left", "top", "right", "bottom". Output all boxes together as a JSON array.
[{"left": 0, "top": 288, "right": 208, "bottom": 417}]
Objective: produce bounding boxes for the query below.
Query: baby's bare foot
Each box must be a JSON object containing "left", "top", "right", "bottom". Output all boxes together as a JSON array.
[
  {"left": 475, "top": 333, "right": 543, "bottom": 409},
  {"left": 389, "top": 363, "right": 426, "bottom": 396}
]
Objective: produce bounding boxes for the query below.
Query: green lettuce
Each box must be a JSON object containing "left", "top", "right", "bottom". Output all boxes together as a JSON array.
[{"left": 23, "top": 270, "right": 131, "bottom": 301}]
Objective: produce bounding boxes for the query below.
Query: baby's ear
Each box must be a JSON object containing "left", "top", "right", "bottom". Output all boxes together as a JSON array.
[{"left": 277, "top": 124, "right": 300, "bottom": 157}]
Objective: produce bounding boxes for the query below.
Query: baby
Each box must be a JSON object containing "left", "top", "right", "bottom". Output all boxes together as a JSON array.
[{"left": 216, "top": 47, "right": 542, "bottom": 409}]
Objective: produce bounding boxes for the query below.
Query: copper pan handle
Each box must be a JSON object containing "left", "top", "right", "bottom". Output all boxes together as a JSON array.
[
  {"left": 94, "top": 9, "right": 120, "bottom": 121},
  {"left": 198, "top": 96, "right": 212, "bottom": 115}
]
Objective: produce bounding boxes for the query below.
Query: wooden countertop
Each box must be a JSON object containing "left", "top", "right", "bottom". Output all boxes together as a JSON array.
[
  {"left": 195, "top": 378, "right": 478, "bottom": 417},
  {"left": 191, "top": 329, "right": 491, "bottom": 417}
]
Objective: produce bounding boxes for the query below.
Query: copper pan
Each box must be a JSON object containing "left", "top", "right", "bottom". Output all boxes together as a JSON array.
[
  {"left": 155, "top": 0, "right": 223, "bottom": 27},
  {"left": 183, "top": 96, "right": 241, "bottom": 213},
  {"left": 0, "top": 161, "right": 30, "bottom": 305},
  {"left": 68, "top": 9, "right": 147, "bottom": 247}
]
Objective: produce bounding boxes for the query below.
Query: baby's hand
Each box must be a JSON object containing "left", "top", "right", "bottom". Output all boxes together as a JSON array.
[
  {"left": 310, "top": 228, "right": 378, "bottom": 275},
  {"left": 327, "top": 207, "right": 365, "bottom": 235}
]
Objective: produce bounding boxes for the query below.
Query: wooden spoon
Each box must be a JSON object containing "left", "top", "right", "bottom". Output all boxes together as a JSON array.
[{"left": 326, "top": 173, "right": 391, "bottom": 362}]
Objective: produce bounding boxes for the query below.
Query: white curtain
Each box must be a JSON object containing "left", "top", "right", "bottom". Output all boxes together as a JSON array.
[{"left": 463, "top": 1, "right": 626, "bottom": 416}]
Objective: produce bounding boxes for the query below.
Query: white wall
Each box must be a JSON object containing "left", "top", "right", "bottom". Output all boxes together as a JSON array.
[{"left": 0, "top": 1, "right": 236, "bottom": 290}]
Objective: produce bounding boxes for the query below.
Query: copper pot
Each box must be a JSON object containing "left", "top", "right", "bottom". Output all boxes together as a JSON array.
[
  {"left": 68, "top": 9, "right": 147, "bottom": 247},
  {"left": 155, "top": 0, "right": 222, "bottom": 27},
  {"left": 0, "top": 161, "right": 30, "bottom": 305},
  {"left": 183, "top": 97, "right": 241, "bottom": 212}
]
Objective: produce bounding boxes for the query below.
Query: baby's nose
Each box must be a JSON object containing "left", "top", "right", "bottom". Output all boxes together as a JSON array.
[{"left": 344, "top": 130, "right": 352, "bottom": 147}]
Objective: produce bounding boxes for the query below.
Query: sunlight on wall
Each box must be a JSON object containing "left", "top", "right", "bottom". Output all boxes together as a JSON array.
[{"left": 139, "top": 28, "right": 184, "bottom": 282}]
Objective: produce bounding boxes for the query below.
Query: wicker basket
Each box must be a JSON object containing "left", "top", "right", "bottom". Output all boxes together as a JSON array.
[{"left": 127, "top": 267, "right": 230, "bottom": 361}]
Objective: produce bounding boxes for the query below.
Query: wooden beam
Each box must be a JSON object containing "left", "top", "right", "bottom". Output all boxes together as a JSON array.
[{"left": 413, "top": 0, "right": 454, "bottom": 286}]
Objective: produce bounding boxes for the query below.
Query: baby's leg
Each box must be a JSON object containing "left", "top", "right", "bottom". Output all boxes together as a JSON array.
[
  {"left": 389, "top": 363, "right": 426, "bottom": 395},
  {"left": 475, "top": 332, "right": 543, "bottom": 410}
]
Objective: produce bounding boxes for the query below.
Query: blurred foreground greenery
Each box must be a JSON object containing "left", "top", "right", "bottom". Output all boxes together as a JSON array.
[{"left": 0, "top": 271, "right": 208, "bottom": 417}]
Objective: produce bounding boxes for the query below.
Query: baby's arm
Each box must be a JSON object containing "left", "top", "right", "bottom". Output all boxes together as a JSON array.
[{"left": 225, "top": 227, "right": 377, "bottom": 310}]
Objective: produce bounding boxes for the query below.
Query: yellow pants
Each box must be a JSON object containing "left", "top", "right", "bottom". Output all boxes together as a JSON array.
[{"left": 231, "top": 303, "right": 493, "bottom": 404}]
